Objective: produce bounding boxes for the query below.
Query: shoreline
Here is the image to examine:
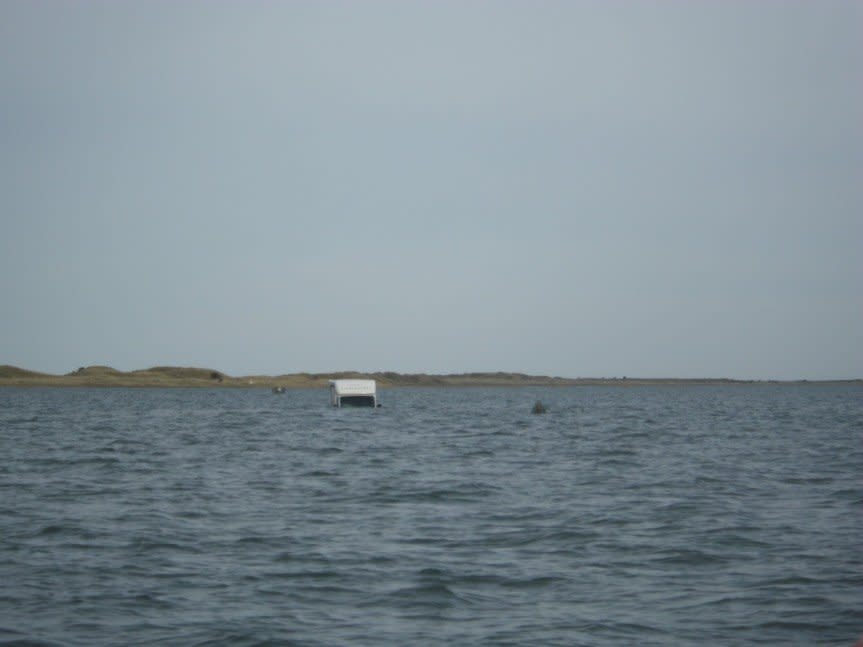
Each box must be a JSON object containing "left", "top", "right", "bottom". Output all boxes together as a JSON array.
[{"left": 0, "top": 365, "right": 858, "bottom": 389}]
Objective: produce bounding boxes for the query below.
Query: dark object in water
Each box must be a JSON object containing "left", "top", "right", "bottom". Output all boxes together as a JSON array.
[
  {"left": 272, "top": 386, "right": 286, "bottom": 394},
  {"left": 531, "top": 400, "right": 547, "bottom": 414},
  {"left": 339, "top": 395, "right": 376, "bottom": 407}
]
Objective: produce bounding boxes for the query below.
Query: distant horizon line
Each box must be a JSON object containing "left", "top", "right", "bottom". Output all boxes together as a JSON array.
[{"left": 1, "top": 364, "right": 860, "bottom": 384}]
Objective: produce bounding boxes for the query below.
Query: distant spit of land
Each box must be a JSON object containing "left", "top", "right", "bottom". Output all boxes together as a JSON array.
[{"left": 0, "top": 365, "right": 858, "bottom": 389}]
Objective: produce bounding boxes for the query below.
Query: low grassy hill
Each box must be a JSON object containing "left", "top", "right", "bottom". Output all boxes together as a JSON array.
[
  {"left": 67, "top": 365, "right": 124, "bottom": 377},
  {"left": 131, "top": 366, "right": 224, "bottom": 381},
  {"left": 0, "top": 365, "right": 51, "bottom": 379},
  {"left": 3, "top": 364, "right": 831, "bottom": 388},
  {"left": 0, "top": 365, "right": 231, "bottom": 387}
]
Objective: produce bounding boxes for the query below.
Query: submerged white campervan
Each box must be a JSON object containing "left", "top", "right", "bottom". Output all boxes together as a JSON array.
[{"left": 329, "top": 379, "right": 378, "bottom": 408}]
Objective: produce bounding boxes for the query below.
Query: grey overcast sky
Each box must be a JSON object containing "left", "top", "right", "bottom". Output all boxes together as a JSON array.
[{"left": 1, "top": 1, "right": 861, "bottom": 380}]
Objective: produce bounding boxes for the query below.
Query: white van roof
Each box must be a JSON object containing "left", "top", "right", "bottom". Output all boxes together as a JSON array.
[{"left": 329, "top": 379, "right": 376, "bottom": 395}]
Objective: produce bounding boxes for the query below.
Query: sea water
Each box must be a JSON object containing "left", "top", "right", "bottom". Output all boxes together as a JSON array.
[{"left": 0, "top": 384, "right": 860, "bottom": 646}]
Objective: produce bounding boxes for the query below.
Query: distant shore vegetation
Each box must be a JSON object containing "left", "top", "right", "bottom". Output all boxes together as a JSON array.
[{"left": 0, "top": 365, "right": 857, "bottom": 388}]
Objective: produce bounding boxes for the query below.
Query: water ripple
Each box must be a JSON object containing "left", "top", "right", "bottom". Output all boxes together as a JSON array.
[{"left": 1, "top": 384, "right": 860, "bottom": 646}]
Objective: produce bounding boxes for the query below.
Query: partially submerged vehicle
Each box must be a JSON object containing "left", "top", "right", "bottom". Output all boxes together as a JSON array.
[{"left": 329, "top": 379, "right": 379, "bottom": 408}]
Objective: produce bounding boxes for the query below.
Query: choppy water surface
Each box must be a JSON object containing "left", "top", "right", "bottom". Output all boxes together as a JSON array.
[{"left": 1, "top": 385, "right": 860, "bottom": 646}]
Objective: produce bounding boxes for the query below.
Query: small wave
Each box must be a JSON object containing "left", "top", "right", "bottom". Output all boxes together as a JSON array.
[
  {"left": 233, "top": 536, "right": 274, "bottom": 545},
  {"left": 368, "top": 485, "right": 499, "bottom": 504},
  {"left": 102, "top": 592, "right": 175, "bottom": 612},
  {"left": 653, "top": 499, "right": 701, "bottom": 516},
  {"left": 830, "top": 487, "right": 863, "bottom": 503},
  {"left": 273, "top": 550, "right": 330, "bottom": 564},
  {"left": 186, "top": 629, "right": 285, "bottom": 647},
  {"left": 463, "top": 449, "right": 495, "bottom": 458},
  {"left": 1, "top": 417, "right": 39, "bottom": 425},
  {"left": 270, "top": 569, "right": 341, "bottom": 581},
  {"left": 360, "top": 582, "right": 465, "bottom": 610},
  {"left": 748, "top": 574, "right": 827, "bottom": 588},
  {"left": 753, "top": 619, "right": 829, "bottom": 632},
  {"left": 127, "top": 538, "right": 203, "bottom": 554},
  {"left": 398, "top": 581, "right": 459, "bottom": 598},
  {"left": 666, "top": 592, "right": 752, "bottom": 611},
  {"left": 601, "top": 447, "right": 639, "bottom": 456},
  {"left": 496, "top": 574, "right": 566, "bottom": 589},
  {"left": 705, "top": 533, "right": 772, "bottom": 549},
  {"left": 651, "top": 548, "right": 729, "bottom": 566},
  {"left": 0, "top": 627, "right": 62, "bottom": 647},
  {"left": 467, "top": 527, "right": 595, "bottom": 549},
  {"left": 62, "top": 455, "right": 122, "bottom": 467},
  {"left": 31, "top": 524, "right": 107, "bottom": 541},
  {"left": 300, "top": 469, "right": 336, "bottom": 477},
  {"left": 781, "top": 476, "right": 835, "bottom": 485},
  {"left": 88, "top": 423, "right": 117, "bottom": 433}
]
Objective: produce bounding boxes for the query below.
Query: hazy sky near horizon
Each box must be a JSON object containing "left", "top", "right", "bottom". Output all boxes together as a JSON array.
[{"left": 1, "top": 1, "right": 861, "bottom": 380}]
